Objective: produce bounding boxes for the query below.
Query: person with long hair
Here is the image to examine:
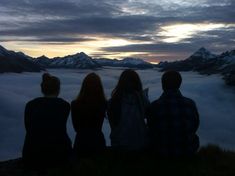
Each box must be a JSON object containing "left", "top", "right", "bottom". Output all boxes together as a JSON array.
[
  {"left": 107, "top": 69, "right": 149, "bottom": 151},
  {"left": 23, "top": 73, "right": 72, "bottom": 169},
  {"left": 71, "top": 73, "right": 107, "bottom": 157}
]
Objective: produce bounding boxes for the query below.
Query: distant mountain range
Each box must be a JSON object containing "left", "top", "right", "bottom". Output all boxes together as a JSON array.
[
  {"left": 34, "top": 52, "right": 100, "bottom": 69},
  {"left": 0, "top": 45, "right": 44, "bottom": 73},
  {"left": 93, "top": 58, "right": 154, "bottom": 69},
  {"left": 0, "top": 45, "right": 234, "bottom": 86},
  {"left": 0, "top": 45, "right": 154, "bottom": 72},
  {"left": 34, "top": 54, "right": 153, "bottom": 69},
  {"left": 158, "top": 47, "right": 235, "bottom": 86}
]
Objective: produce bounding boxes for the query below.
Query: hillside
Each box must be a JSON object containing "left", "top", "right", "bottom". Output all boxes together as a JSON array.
[
  {"left": 0, "top": 145, "right": 235, "bottom": 176},
  {"left": 0, "top": 45, "right": 44, "bottom": 73}
]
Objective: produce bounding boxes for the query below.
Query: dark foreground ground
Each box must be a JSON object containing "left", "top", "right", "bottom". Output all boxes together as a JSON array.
[{"left": 0, "top": 145, "right": 235, "bottom": 176}]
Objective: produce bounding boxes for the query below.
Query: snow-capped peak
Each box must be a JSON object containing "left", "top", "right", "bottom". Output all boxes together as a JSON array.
[
  {"left": 220, "top": 50, "right": 235, "bottom": 64},
  {"left": 122, "top": 57, "right": 149, "bottom": 65},
  {"left": 35, "top": 52, "right": 100, "bottom": 69},
  {"left": 191, "top": 47, "right": 217, "bottom": 59}
]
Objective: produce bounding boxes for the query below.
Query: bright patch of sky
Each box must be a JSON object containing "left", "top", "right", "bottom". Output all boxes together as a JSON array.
[{"left": 158, "top": 23, "right": 226, "bottom": 43}]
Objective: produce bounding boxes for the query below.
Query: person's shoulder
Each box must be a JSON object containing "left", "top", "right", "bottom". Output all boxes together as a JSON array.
[
  {"left": 57, "top": 98, "right": 70, "bottom": 107},
  {"left": 26, "top": 97, "right": 44, "bottom": 106},
  {"left": 148, "top": 98, "right": 163, "bottom": 112},
  {"left": 71, "top": 99, "right": 79, "bottom": 107},
  {"left": 182, "top": 96, "right": 197, "bottom": 106},
  {"left": 150, "top": 97, "right": 162, "bottom": 106}
]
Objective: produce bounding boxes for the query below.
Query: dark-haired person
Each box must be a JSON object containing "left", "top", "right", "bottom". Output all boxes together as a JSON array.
[
  {"left": 107, "top": 69, "right": 149, "bottom": 151},
  {"left": 22, "top": 73, "right": 72, "bottom": 169},
  {"left": 147, "top": 70, "right": 200, "bottom": 157},
  {"left": 71, "top": 73, "right": 107, "bottom": 157}
]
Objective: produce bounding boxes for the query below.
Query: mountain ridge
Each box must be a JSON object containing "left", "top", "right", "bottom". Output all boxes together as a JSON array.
[
  {"left": 0, "top": 45, "right": 44, "bottom": 73},
  {"left": 158, "top": 47, "right": 235, "bottom": 86}
]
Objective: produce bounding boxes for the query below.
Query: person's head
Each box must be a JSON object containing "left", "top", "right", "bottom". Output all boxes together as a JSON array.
[
  {"left": 77, "top": 73, "right": 106, "bottom": 104},
  {"left": 112, "top": 69, "right": 143, "bottom": 99},
  {"left": 162, "top": 70, "right": 182, "bottom": 91},
  {"left": 41, "top": 73, "right": 60, "bottom": 97}
]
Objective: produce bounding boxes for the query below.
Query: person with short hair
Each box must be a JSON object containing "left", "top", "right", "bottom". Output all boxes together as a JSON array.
[
  {"left": 71, "top": 73, "right": 107, "bottom": 157},
  {"left": 147, "top": 70, "right": 199, "bottom": 156},
  {"left": 22, "top": 73, "right": 72, "bottom": 168}
]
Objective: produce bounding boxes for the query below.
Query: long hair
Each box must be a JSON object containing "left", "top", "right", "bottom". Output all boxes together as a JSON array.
[
  {"left": 76, "top": 73, "right": 106, "bottom": 106},
  {"left": 111, "top": 69, "right": 143, "bottom": 100}
]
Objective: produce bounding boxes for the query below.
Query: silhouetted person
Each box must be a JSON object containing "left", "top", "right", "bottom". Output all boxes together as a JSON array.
[
  {"left": 71, "top": 73, "right": 107, "bottom": 157},
  {"left": 107, "top": 69, "right": 149, "bottom": 151},
  {"left": 147, "top": 70, "right": 199, "bottom": 157},
  {"left": 22, "top": 73, "right": 72, "bottom": 169}
]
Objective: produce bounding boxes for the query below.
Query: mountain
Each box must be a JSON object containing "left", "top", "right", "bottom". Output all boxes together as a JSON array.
[
  {"left": 34, "top": 55, "right": 52, "bottom": 67},
  {"left": 0, "top": 45, "right": 44, "bottom": 73},
  {"left": 34, "top": 52, "right": 101, "bottom": 69},
  {"left": 94, "top": 57, "right": 154, "bottom": 69},
  {"left": 158, "top": 47, "right": 235, "bottom": 86},
  {"left": 189, "top": 47, "right": 217, "bottom": 60},
  {"left": 35, "top": 54, "right": 154, "bottom": 69}
]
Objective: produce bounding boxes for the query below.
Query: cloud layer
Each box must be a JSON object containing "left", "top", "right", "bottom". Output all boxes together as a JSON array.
[
  {"left": 1, "top": 69, "right": 235, "bottom": 161},
  {"left": 0, "top": 0, "right": 234, "bottom": 61}
]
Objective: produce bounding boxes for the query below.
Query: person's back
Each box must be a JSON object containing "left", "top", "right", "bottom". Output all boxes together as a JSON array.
[
  {"left": 71, "top": 73, "right": 106, "bottom": 157},
  {"left": 23, "top": 73, "right": 72, "bottom": 168},
  {"left": 108, "top": 69, "right": 149, "bottom": 151},
  {"left": 147, "top": 71, "right": 199, "bottom": 156}
]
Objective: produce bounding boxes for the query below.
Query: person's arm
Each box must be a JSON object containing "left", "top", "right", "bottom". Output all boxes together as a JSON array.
[
  {"left": 24, "top": 102, "right": 31, "bottom": 133},
  {"left": 98, "top": 102, "right": 107, "bottom": 129},
  {"left": 136, "top": 90, "right": 150, "bottom": 119},
  {"left": 107, "top": 100, "right": 120, "bottom": 130},
  {"left": 190, "top": 101, "right": 200, "bottom": 133},
  {"left": 145, "top": 104, "right": 151, "bottom": 128},
  {"left": 64, "top": 102, "right": 70, "bottom": 121},
  {"left": 71, "top": 101, "right": 80, "bottom": 133}
]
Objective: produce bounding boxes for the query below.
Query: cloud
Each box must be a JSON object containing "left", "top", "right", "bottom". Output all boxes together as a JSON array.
[
  {"left": 0, "top": 36, "right": 96, "bottom": 44},
  {"left": 0, "top": 0, "right": 234, "bottom": 59},
  {"left": 1, "top": 69, "right": 235, "bottom": 160}
]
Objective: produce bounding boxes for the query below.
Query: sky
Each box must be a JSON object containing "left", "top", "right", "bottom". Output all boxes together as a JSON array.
[{"left": 0, "top": 0, "right": 235, "bottom": 62}]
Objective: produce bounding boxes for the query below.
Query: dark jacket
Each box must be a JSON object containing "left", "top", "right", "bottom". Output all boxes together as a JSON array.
[
  {"left": 23, "top": 97, "right": 72, "bottom": 167},
  {"left": 147, "top": 90, "right": 200, "bottom": 156},
  {"left": 71, "top": 100, "right": 106, "bottom": 156},
  {"left": 107, "top": 91, "right": 149, "bottom": 150}
]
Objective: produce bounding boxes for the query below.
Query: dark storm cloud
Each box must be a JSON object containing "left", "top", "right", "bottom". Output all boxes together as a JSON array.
[
  {"left": 0, "top": 0, "right": 234, "bottom": 60},
  {"left": 102, "top": 43, "right": 197, "bottom": 53},
  {"left": 0, "top": 0, "right": 234, "bottom": 36},
  {"left": 0, "top": 36, "right": 95, "bottom": 43},
  {"left": 0, "top": 16, "right": 159, "bottom": 36},
  {"left": 0, "top": 0, "right": 121, "bottom": 17},
  {"left": 183, "top": 3, "right": 235, "bottom": 24}
]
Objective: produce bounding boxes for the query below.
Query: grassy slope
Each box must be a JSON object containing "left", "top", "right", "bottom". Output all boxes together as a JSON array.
[{"left": 0, "top": 145, "right": 235, "bottom": 176}]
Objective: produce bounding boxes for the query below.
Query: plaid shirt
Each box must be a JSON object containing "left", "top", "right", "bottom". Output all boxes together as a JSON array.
[{"left": 147, "top": 90, "right": 199, "bottom": 156}]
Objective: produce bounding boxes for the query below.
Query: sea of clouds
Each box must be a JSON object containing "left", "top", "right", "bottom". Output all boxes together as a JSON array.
[{"left": 0, "top": 68, "right": 235, "bottom": 161}]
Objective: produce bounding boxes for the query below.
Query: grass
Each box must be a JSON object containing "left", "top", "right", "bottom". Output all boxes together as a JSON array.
[{"left": 1, "top": 145, "right": 235, "bottom": 176}]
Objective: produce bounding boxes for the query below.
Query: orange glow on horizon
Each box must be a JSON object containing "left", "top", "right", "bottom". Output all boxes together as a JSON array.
[{"left": 1, "top": 37, "right": 153, "bottom": 59}]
